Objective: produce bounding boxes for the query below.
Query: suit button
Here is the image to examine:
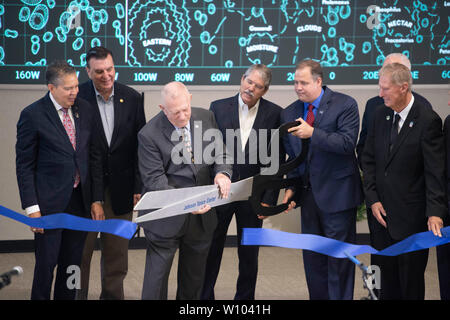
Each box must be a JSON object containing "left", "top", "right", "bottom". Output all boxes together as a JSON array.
[{"left": 384, "top": 172, "right": 387, "bottom": 177}]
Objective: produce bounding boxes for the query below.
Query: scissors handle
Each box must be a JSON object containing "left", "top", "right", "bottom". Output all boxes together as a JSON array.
[{"left": 249, "top": 121, "right": 310, "bottom": 217}]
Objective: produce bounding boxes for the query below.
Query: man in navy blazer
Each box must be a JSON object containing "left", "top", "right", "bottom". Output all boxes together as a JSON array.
[
  {"left": 281, "top": 60, "right": 363, "bottom": 300},
  {"left": 16, "top": 61, "right": 96, "bottom": 299},
  {"left": 201, "top": 64, "right": 282, "bottom": 300}
]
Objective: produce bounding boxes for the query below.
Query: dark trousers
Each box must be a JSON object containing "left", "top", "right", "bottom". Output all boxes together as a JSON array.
[
  {"left": 31, "top": 186, "right": 87, "bottom": 300},
  {"left": 300, "top": 188, "right": 356, "bottom": 300},
  {"left": 366, "top": 207, "right": 384, "bottom": 299},
  {"left": 436, "top": 233, "right": 450, "bottom": 300},
  {"left": 78, "top": 188, "right": 132, "bottom": 300},
  {"left": 201, "top": 201, "right": 262, "bottom": 300},
  {"left": 370, "top": 219, "right": 429, "bottom": 300},
  {"left": 141, "top": 214, "right": 212, "bottom": 300}
]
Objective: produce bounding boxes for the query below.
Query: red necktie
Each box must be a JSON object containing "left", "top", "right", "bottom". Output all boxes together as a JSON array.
[
  {"left": 306, "top": 104, "right": 315, "bottom": 126},
  {"left": 61, "top": 108, "right": 80, "bottom": 187}
]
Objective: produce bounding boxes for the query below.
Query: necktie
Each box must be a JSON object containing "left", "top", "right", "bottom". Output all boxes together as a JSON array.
[
  {"left": 306, "top": 104, "right": 315, "bottom": 126},
  {"left": 389, "top": 113, "right": 401, "bottom": 151},
  {"left": 61, "top": 108, "right": 80, "bottom": 187},
  {"left": 181, "top": 127, "right": 194, "bottom": 164}
]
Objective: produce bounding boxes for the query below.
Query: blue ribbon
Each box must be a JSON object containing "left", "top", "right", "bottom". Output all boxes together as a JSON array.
[
  {"left": 0, "top": 205, "right": 137, "bottom": 240},
  {"left": 242, "top": 227, "right": 450, "bottom": 258}
]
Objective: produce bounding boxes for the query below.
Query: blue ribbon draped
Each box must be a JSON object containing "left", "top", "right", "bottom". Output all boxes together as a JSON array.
[
  {"left": 0, "top": 205, "right": 137, "bottom": 240},
  {"left": 242, "top": 227, "right": 450, "bottom": 258}
]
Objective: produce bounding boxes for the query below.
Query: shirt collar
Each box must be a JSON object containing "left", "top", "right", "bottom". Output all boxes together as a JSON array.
[
  {"left": 49, "top": 92, "right": 65, "bottom": 112},
  {"left": 238, "top": 93, "right": 260, "bottom": 110},
  {"left": 93, "top": 85, "right": 114, "bottom": 102},
  {"left": 395, "top": 94, "right": 415, "bottom": 121},
  {"left": 173, "top": 121, "right": 191, "bottom": 132},
  {"left": 304, "top": 88, "right": 324, "bottom": 110}
]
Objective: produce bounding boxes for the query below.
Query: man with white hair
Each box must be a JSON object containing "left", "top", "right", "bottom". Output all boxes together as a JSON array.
[
  {"left": 361, "top": 63, "right": 446, "bottom": 299},
  {"left": 137, "top": 81, "right": 232, "bottom": 300},
  {"left": 356, "top": 53, "right": 433, "bottom": 299},
  {"left": 357, "top": 53, "right": 432, "bottom": 161}
]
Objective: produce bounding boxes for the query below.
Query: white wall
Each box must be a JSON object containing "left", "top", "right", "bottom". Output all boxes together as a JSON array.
[{"left": 0, "top": 84, "right": 448, "bottom": 240}]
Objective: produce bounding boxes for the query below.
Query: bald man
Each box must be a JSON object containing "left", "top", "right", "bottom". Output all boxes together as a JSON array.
[{"left": 137, "top": 82, "right": 232, "bottom": 300}]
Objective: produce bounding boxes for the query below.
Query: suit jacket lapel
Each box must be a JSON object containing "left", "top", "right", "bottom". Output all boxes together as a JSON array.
[
  {"left": 160, "top": 111, "right": 195, "bottom": 172},
  {"left": 43, "top": 93, "right": 75, "bottom": 153},
  {"left": 383, "top": 108, "right": 394, "bottom": 165},
  {"left": 229, "top": 94, "right": 246, "bottom": 155},
  {"left": 230, "top": 94, "right": 240, "bottom": 131},
  {"left": 292, "top": 100, "right": 303, "bottom": 155},
  {"left": 110, "top": 83, "right": 123, "bottom": 149},
  {"left": 72, "top": 103, "right": 81, "bottom": 151},
  {"left": 386, "top": 102, "right": 419, "bottom": 166},
  {"left": 314, "top": 87, "right": 332, "bottom": 128},
  {"left": 186, "top": 112, "right": 199, "bottom": 175},
  {"left": 161, "top": 114, "right": 179, "bottom": 148},
  {"left": 86, "top": 81, "right": 109, "bottom": 149},
  {"left": 251, "top": 98, "right": 266, "bottom": 131}
]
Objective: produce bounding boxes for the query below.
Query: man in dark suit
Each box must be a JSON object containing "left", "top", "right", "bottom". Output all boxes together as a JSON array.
[
  {"left": 361, "top": 63, "right": 447, "bottom": 300},
  {"left": 201, "top": 64, "right": 282, "bottom": 300},
  {"left": 356, "top": 53, "right": 433, "bottom": 299},
  {"left": 138, "top": 81, "right": 232, "bottom": 300},
  {"left": 16, "top": 60, "right": 95, "bottom": 300},
  {"left": 356, "top": 53, "right": 432, "bottom": 163},
  {"left": 437, "top": 113, "right": 450, "bottom": 300},
  {"left": 281, "top": 59, "right": 363, "bottom": 300},
  {"left": 77, "top": 47, "right": 146, "bottom": 300}
]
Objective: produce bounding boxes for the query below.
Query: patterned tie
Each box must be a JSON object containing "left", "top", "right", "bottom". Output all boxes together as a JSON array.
[
  {"left": 306, "top": 104, "right": 315, "bottom": 126},
  {"left": 181, "top": 127, "right": 194, "bottom": 164},
  {"left": 61, "top": 108, "right": 80, "bottom": 187}
]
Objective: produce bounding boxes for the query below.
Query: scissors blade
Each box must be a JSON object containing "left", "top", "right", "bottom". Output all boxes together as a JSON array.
[
  {"left": 134, "top": 184, "right": 218, "bottom": 210},
  {"left": 134, "top": 177, "right": 254, "bottom": 223}
]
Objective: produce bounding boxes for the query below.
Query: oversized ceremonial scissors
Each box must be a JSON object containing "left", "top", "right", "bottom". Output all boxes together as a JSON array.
[{"left": 134, "top": 121, "right": 309, "bottom": 223}]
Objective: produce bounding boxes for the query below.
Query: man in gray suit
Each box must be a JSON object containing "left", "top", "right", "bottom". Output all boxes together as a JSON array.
[{"left": 138, "top": 82, "right": 232, "bottom": 300}]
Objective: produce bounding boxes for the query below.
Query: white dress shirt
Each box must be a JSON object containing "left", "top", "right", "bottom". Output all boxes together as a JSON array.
[
  {"left": 238, "top": 94, "right": 259, "bottom": 151},
  {"left": 394, "top": 94, "right": 415, "bottom": 132}
]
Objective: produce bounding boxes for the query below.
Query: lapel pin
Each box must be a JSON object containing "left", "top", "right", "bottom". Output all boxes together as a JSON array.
[
  {"left": 75, "top": 112, "right": 79, "bottom": 118},
  {"left": 409, "top": 121, "right": 414, "bottom": 128},
  {"left": 120, "top": 98, "right": 124, "bottom": 103},
  {"left": 386, "top": 115, "right": 390, "bottom": 121}
]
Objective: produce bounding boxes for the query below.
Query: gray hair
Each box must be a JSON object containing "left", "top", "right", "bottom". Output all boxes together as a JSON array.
[
  {"left": 243, "top": 64, "right": 272, "bottom": 89},
  {"left": 45, "top": 60, "right": 76, "bottom": 86},
  {"left": 379, "top": 63, "right": 412, "bottom": 91}
]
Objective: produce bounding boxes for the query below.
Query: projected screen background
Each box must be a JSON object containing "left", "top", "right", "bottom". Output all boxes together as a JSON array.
[{"left": 0, "top": 0, "right": 448, "bottom": 85}]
